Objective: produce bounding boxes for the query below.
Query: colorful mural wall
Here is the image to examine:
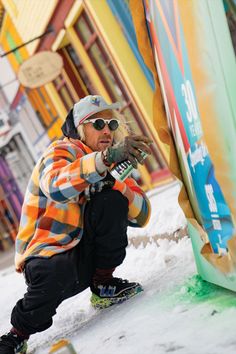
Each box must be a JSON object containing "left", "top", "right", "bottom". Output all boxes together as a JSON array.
[{"left": 131, "top": 0, "right": 236, "bottom": 290}]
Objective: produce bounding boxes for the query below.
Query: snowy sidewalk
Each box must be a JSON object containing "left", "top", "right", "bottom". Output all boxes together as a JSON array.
[{"left": 2, "top": 181, "right": 236, "bottom": 354}]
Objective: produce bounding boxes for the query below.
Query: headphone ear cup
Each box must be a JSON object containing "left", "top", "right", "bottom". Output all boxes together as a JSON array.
[{"left": 61, "top": 109, "right": 80, "bottom": 139}]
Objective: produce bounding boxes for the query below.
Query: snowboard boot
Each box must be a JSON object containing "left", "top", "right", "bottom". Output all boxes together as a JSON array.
[
  {"left": 90, "top": 277, "right": 143, "bottom": 309},
  {"left": 0, "top": 332, "right": 28, "bottom": 354}
]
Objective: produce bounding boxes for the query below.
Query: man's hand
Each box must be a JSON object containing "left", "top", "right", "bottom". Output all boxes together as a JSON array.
[{"left": 106, "top": 135, "right": 152, "bottom": 168}]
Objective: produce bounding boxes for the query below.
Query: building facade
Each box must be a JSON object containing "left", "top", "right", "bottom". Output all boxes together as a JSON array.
[
  {"left": 1, "top": 0, "right": 172, "bottom": 182},
  {"left": 0, "top": 0, "right": 174, "bottom": 248}
]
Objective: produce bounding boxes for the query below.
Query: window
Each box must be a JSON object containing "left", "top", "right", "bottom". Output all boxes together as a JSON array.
[
  {"left": 64, "top": 44, "right": 97, "bottom": 95},
  {"left": 36, "top": 88, "right": 58, "bottom": 125},
  {"left": 74, "top": 11, "right": 127, "bottom": 103},
  {"left": 53, "top": 74, "right": 75, "bottom": 111},
  {"left": 26, "top": 87, "right": 59, "bottom": 129},
  {"left": 73, "top": 10, "right": 168, "bottom": 181}
]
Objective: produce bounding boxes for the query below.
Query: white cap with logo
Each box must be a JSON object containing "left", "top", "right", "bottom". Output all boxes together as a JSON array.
[{"left": 73, "top": 95, "right": 121, "bottom": 127}]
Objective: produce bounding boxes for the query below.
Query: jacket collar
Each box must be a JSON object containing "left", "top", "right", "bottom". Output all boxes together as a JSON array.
[{"left": 64, "top": 137, "right": 93, "bottom": 154}]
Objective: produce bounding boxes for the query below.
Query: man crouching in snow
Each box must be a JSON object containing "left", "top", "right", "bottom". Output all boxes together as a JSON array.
[{"left": 0, "top": 95, "right": 152, "bottom": 354}]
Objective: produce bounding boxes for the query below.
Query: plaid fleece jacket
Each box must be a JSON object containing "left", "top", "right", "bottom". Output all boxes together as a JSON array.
[{"left": 15, "top": 138, "right": 151, "bottom": 271}]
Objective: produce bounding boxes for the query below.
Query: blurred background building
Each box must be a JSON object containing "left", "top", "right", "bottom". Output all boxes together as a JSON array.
[{"left": 0, "top": 0, "right": 235, "bottom": 251}]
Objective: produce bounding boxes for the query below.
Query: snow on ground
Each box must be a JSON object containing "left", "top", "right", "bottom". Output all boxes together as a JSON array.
[
  {"left": 1, "top": 181, "right": 236, "bottom": 354},
  {"left": 128, "top": 181, "right": 187, "bottom": 238}
]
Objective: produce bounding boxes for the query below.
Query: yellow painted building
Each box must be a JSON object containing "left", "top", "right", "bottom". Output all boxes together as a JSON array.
[
  {"left": 1, "top": 0, "right": 173, "bottom": 188},
  {"left": 0, "top": 8, "right": 64, "bottom": 142},
  {"left": 1, "top": 0, "right": 58, "bottom": 55}
]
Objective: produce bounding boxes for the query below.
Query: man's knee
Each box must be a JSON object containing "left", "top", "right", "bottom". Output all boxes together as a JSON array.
[{"left": 25, "top": 252, "right": 77, "bottom": 293}]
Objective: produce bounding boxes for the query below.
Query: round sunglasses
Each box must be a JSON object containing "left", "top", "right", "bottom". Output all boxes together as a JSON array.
[{"left": 83, "top": 118, "right": 120, "bottom": 131}]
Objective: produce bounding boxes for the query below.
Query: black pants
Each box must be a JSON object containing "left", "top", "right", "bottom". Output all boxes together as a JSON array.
[{"left": 11, "top": 189, "right": 128, "bottom": 335}]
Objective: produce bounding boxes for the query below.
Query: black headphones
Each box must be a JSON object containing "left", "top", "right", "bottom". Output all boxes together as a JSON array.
[{"left": 61, "top": 109, "right": 80, "bottom": 139}]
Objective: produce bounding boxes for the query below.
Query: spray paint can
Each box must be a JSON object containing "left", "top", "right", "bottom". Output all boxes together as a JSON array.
[
  {"left": 110, "top": 151, "right": 148, "bottom": 182},
  {"left": 49, "top": 339, "right": 77, "bottom": 354}
]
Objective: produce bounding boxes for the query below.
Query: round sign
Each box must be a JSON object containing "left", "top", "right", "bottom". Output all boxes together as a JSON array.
[{"left": 18, "top": 51, "right": 63, "bottom": 88}]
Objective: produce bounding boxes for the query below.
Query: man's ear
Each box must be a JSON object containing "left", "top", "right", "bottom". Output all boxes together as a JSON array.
[{"left": 61, "top": 109, "right": 80, "bottom": 139}]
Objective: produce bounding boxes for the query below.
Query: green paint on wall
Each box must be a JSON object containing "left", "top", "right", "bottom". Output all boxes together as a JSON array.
[{"left": 6, "top": 32, "right": 23, "bottom": 64}]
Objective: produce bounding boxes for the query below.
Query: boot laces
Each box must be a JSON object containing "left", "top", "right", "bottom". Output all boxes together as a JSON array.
[{"left": 112, "top": 277, "right": 128, "bottom": 284}]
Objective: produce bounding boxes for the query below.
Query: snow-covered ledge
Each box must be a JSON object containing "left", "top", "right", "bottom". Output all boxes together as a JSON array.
[{"left": 128, "top": 181, "right": 187, "bottom": 248}]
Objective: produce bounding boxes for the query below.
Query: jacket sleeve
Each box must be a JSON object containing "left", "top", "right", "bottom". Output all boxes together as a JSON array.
[
  {"left": 39, "top": 143, "right": 105, "bottom": 203},
  {"left": 112, "top": 177, "right": 151, "bottom": 227}
]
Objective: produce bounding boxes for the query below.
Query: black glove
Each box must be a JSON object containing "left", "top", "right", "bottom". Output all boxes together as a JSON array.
[
  {"left": 102, "top": 172, "right": 116, "bottom": 189},
  {"left": 106, "top": 135, "right": 152, "bottom": 168},
  {"left": 89, "top": 173, "right": 115, "bottom": 196}
]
